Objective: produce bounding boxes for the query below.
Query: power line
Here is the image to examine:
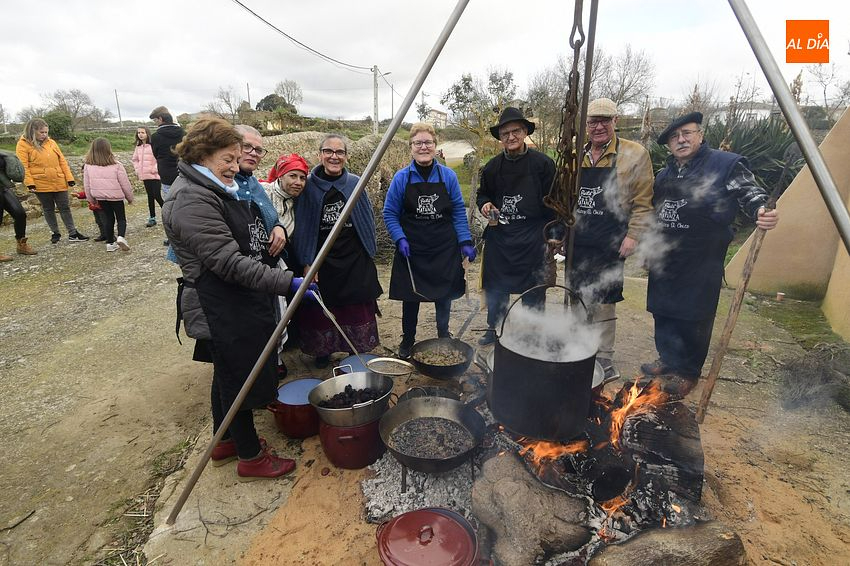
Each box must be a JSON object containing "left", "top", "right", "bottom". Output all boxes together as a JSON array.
[
  {"left": 377, "top": 70, "right": 403, "bottom": 99},
  {"left": 229, "top": 0, "right": 372, "bottom": 74}
]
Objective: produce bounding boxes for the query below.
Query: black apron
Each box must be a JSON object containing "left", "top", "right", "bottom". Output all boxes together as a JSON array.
[
  {"left": 194, "top": 196, "right": 279, "bottom": 409},
  {"left": 316, "top": 189, "right": 382, "bottom": 307},
  {"left": 647, "top": 176, "right": 734, "bottom": 320},
  {"left": 389, "top": 166, "right": 464, "bottom": 302},
  {"left": 570, "top": 155, "right": 628, "bottom": 304},
  {"left": 482, "top": 156, "right": 548, "bottom": 293}
]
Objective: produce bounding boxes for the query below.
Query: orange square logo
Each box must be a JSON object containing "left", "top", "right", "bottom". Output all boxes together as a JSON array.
[{"left": 786, "top": 20, "right": 829, "bottom": 63}]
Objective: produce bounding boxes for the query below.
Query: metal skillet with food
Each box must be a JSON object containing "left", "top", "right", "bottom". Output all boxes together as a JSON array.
[{"left": 407, "top": 337, "right": 474, "bottom": 379}]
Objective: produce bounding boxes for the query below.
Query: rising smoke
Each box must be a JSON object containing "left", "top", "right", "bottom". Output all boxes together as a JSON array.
[{"left": 500, "top": 301, "right": 601, "bottom": 363}]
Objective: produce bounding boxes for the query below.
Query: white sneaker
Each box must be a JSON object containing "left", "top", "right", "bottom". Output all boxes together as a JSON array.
[
  {"left": 106, "top": 243, "right": 119, "bottom": 252},
  {"left": 116, "top": 236, "right": 130, "bottom": 251}
]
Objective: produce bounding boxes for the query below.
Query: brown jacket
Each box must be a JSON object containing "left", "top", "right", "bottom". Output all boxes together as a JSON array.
[
  {"left": 16, "top": 137, "right": 75, "bottom": 192},
  {"left": 583, "top": 135, "right": 654, "bottom": 240}
]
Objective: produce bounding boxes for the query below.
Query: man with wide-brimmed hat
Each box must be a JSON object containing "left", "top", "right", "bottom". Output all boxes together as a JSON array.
[
  {"left": 475, "top": 107, "right": 555, "bottom": 345},
  {"left": 570, "top": 98, "right": 654, "bottom": 380},
  {"left": 642, "top": 111, "right": 778, "bottom": 392}
]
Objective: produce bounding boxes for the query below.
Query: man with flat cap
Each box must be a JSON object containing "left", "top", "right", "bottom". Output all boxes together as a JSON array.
[
  {"left": 475, "top": 107, "right": 555, "bottom": 345},
  {"left": 642, "top": 111, "right": 778, "bottom": 390},
  {"left": 570, "top": 98, "right": 654, "bottom": 380}
]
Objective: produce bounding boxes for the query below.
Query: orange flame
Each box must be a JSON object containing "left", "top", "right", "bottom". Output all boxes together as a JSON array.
[
  {"left": 662, "top": 517, "right": 667, "bottom": 528},
  {"left": 609, "top": 379, "right": 668, "bottom": 450},
  {"left": 518, "top": 438, "right": 589, "bottom": 468},
  {"left": 600, "top": 493, "right": 630, "bottom": 518},
  {"left": 671, "top": 503, "right": 681, "bottom": 513}
]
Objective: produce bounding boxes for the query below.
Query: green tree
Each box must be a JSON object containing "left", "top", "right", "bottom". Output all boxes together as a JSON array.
[
  {"left": 441, "top": 69, "right": 517, "bottom": 156},
  {"left": 43, "top": 109, "right": 74, "bottom": 141},
  {"left": 256, "top": 93, "right": 295, "bottom": 113}
]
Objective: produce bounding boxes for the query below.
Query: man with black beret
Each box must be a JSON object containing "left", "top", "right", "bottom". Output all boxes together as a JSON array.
[
  {"left": 642, "top": 112, "right": 778, "bottom": 391},
  {"left": 475, "top": 107, "right": 555, "bottom": 345}
]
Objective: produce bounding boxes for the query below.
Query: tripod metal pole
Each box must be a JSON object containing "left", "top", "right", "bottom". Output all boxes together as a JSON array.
[
  {"left": 166, "top": 0, "right": 471, "bottom": 525},
  {"left": 728, "top": 0, "right": 850, "bottom": 254}
]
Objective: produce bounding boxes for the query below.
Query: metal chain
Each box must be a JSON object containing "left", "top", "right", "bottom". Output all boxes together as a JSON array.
[{"left": 542, "top": 0, "right": 586, "bottom": 284}]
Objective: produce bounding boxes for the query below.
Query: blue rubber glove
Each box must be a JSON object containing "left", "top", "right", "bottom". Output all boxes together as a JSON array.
[
  {"left": 397, "top": 238, "right": 411, "bottom": 258},
  {"left": 290, "top": 277, "right": 318, "bottom": 300},
  {"left": 461, "top": 244, "right": 476, "bottom": 262}
]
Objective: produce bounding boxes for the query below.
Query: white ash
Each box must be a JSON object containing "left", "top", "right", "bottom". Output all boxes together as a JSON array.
[{"left": 361, "top": 452, "right": 476, "bottom": 524}]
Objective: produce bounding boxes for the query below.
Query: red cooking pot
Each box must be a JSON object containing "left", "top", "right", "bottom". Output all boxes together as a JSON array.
[
  {"left": 319, "top": 419, "right": 385, "bottom": 469},
  {"left": 268, "top": 378, "right": 322, "bottom": 439},
  {"left": 377, "top": 507, "right": 480, "bottom": 566}
]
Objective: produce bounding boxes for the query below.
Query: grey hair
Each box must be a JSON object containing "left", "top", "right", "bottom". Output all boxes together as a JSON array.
[
  {"left": 319, "top": 133, "right": 348, "bottom": 153},
  {"left": 234, "top": 124, "right": 261, "bottom": 138}
]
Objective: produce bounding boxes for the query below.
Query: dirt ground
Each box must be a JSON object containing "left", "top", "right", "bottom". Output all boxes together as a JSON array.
[{"left": 2, "top": 202, "right": 849, "bottom": 565}]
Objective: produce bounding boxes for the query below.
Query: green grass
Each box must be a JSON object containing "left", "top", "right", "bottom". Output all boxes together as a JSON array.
[
  {"left": 754, "top": 298, "right": 843, "bottom": 349},
  {"left": 451, "top": 162, "right": 473, "bottom": 204}
]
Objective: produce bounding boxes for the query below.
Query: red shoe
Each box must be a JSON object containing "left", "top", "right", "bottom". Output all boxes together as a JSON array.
[
  {"left": 210, "top": 437, "right": 267, "bottom": 467},
  {"left": 237, "top": 449, "right": 296, "bottom": 481}
]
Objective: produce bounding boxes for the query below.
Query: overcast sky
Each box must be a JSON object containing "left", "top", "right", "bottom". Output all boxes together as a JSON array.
[{"left": 1, "top": 0, "right": 847, "bottom": 124}]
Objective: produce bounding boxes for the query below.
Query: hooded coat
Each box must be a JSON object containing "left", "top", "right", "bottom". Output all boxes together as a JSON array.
[{"left": 15, "top": 137, "right": 75, "bottom": 192}]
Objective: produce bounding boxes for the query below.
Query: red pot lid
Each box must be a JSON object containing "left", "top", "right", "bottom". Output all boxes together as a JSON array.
[{"left": 377, "top": 507, "right": 477, "bottom": 566}]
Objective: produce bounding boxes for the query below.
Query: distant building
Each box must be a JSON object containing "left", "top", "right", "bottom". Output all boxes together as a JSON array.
[{"left": 426, "top": 109, "right": 448, "bottom": 129}]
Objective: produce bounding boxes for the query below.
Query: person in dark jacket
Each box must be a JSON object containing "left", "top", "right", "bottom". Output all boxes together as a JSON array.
[
  {"left": 383, "top": 122, "right": 475, "bottom": 358},
  {"left": 0, "top": 151, "right": 36, "bottom": 259},
  {"left": 163, "top": 117, "right": 313, "bottom": 480},
  {"left": 292, "top": 134, "right": 382, "bottom": 368},
  {"left": 642, "top": 112, "right": 778, "bottom": 392},
  {"left": 148, "top": 106, "right": 185, "bottom": 196},
  {"left": 475, "top": 107, "right": 555, "bottom": 345}
]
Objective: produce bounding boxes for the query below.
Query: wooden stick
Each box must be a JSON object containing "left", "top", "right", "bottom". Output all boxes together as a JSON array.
[{"left": 696, "top": 227, "right": 767, "bottom": 423}]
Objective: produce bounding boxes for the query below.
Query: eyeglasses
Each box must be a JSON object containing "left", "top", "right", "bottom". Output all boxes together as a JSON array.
[
  {"left": 498, "top": 127, "right": 525, "bottom": 140},
  {"left": 669, "top": 129, "right": 702, "bottom": 141},
  {"left": 587, "top": 118, "right": 613, "bottom": 128},
  {"left": 241, "top": 143, "right": 268, "bottom": 157},
  {"left": 411, "top": 140, "right": 435, "bottom": 148},
  {"left": 321, "top": 148, "right": 347, "bottom": 158}
]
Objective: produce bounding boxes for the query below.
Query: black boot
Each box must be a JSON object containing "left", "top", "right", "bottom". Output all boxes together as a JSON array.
[{"left": 398, "top": 335, "right": 415, "bottom": 359}]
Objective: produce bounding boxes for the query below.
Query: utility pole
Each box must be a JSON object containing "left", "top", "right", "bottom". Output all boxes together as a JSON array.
[
  {"left": 246, "top": 82, "right": 251, "bottom": 108},
  {"left": 114, "top": 89, "right": 123, "bottom": 128},
  {"left": 372, "top": 66, "right": 379, "bottom": 135}
]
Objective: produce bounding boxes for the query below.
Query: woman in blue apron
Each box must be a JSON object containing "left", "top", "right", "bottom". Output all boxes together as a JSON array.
[
  {"left": 383, "top": 123, "right": 475, "bottom": 358},
  {"left": 163, "top": 118, "right": 309, "bottom": 481}
]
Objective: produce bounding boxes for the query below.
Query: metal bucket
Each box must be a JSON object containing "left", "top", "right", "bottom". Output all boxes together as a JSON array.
[
  {"left": 487, "top": 285, "right": 597, "bottom": 441},
  {"left": 308, "top": 369, "right": 394, "bottom": 428}
]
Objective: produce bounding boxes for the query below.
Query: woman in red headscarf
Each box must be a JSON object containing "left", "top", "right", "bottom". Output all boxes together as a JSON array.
[{"left": 262, "top": 153, "right": 310, "bottom": 364}]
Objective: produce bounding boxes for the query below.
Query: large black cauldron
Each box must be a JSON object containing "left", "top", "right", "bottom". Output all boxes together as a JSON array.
[{"left": 487, "top": 285, "right": 597, "bottom": 442}]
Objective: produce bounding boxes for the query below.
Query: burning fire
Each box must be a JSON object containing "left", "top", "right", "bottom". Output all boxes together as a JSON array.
[
  {"left": 600, "top": 493, "right": 630, "bottom": 518},
  {"left": 518, "top": 438, "right": 589, "bottom": 468},
  {"left": 609, "top": 379, "right": 668, "bottom": 450}
]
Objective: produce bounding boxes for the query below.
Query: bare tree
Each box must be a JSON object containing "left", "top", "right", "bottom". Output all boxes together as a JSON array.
[
  {"left": 681, "top": 76, "right": 721, "bottom": 116},
  {"left": 274, "top": 79, "right": 303, "bottom": 111},
  {"left": 806, "top": 63, "right": 850, "bottom": 123},
  {"left": 0, "top": 104, "right": 8, "bottom": 133},
  {"left": 204, "top": 86, "right": 244, "bottom": 123},
  {"left": 790, "top": 70, "right": 804, "bottom": 104},
  {"left": 16, "top": 105, "right": 45, "bottom": 123},
  {"left": 41, "top": 89, "right": 102, "bottom": 131},
  {"left": 555, "top": 44, "right": 655, "bottom": 109},
  {"left": 526, "top": 66, "right": 562, "bottom": 154}
]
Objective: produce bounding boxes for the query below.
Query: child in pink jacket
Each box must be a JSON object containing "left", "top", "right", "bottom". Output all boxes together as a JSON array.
[
  {"left": 132, "top": 126, "right": 162, "bottom": 227},
  {"left": 83, "top": 138, "right": 134, "bottom": 252}
]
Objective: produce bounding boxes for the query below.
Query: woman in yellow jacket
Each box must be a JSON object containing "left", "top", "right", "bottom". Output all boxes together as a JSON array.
[{"left": 16, "top": 118, "right": 89, "bottom": 243}]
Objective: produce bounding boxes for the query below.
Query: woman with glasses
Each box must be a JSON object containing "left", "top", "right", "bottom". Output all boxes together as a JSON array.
[
  {"left": 383, "top": 122, "right": 475, "bottom": 358},
  {"left": 292, "top": 134, "right": 382, "bottom": 368},
  {"left": 163, "top": 118, "right": 310, "bottom": 479}
]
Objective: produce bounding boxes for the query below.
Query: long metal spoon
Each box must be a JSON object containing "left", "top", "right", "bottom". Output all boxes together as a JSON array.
[
  {"left": 405, "top": 256, "right": 431, "bottom": 301},
  {"left": 310, "top": 290, "right": 370, "bottom": 371}
]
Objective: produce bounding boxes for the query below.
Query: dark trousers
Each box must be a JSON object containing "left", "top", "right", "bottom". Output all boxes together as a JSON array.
[
  {"left": 92, "top": 209, "right": 106, "bottom": 239},
  {"left": 1, "top": 187, "right": 27, "bottom": 239},
  {"left": 210, "top": 369, "right": 262, "bottom": 459},
  {"left": 35, "top": 191, "right": 76, "bottom": 235},
  {"left": 485, "top": 287, "right": 546, "bottom": 330},
  {"left": 98, "top": 200, "right": 126, "bottom": 243},
  {"left": 653, "top": 314, "right": 715, "bottom": 377},
  {"left": 402, "top": 299, "right": 452, "bottom": 339},
  {"left": 143, "top": 179, "right": 163, "bottom": 218}
]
